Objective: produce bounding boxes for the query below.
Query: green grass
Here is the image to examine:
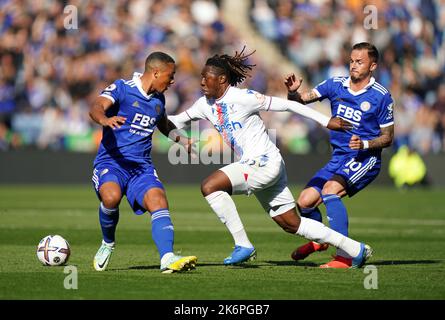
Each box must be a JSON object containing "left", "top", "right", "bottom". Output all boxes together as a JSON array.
[{"left": 0, "top": 184, "right": 444, "bottom": 300}]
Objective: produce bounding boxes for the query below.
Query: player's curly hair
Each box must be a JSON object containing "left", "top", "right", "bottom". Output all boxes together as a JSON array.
[{"left": 205, "top": 46, "right": 256, "bottom": 86}]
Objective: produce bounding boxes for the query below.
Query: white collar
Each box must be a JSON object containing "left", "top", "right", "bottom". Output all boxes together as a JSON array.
[
  {"left": 343, "top": 76, "right": 375, "bottom": 95},
  {"left": 132, "top": 72, "right": 153, "bottom": 100}
]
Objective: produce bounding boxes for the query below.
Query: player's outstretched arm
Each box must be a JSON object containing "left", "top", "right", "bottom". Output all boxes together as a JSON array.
[
  {"left": 349, "top": 125, "right": 394, "bottom": 150},
  {"left": 158, "top": 114, "right": 196, "bottom": 154},
  {"left": 284, "top": 73, "right": 320, "bottom": 104},
  {"left": 89, "top": 96, "right": 126, "bottom": 129},
  {"left": 267, "top": 96, "right": 352, "bottom": 131}
]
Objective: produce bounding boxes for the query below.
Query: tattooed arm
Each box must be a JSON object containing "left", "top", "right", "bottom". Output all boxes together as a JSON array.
[
  {"left": 284, "top": 73, "right": 320, "bottom": 105},
  {"left": 349, "top": 125, "right": 394, "bottom": 150}
]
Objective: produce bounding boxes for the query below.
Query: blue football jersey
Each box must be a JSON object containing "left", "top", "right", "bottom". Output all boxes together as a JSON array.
[
  {"left": 94, "top": 72, "right": 166, "bottom": 167},
  {"left": 314, "top": 76, "right": 394, "bottom": 154}
]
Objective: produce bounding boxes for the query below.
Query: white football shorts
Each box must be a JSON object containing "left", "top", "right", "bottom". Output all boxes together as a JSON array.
[{"left": 219, "top": 155, "right": 296, "bottom": 217}]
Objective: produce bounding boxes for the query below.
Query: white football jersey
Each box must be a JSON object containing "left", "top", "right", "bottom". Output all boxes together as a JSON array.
[{"left": 171, "top": 87, "right": 281, "bottom": 161}]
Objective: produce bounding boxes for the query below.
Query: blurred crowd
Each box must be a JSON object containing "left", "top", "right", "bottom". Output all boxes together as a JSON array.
[
  {"left": 251, "top": 0, "right": 445, "bottom": 154},
  {"left": 1, "top": 0, "right": 444, "bottom": 156}
]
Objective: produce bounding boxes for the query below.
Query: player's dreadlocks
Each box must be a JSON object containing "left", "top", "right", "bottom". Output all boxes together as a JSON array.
[{"left": 205, "top": 46, "right": 256, "bottom": 86}]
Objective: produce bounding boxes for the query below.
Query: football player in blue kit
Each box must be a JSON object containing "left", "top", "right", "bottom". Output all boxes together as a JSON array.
[
  {"left": 285, "top": 42, "right": 394, "bottom": 268},
  {"left": 89, "top": 52, "right": 197, "bottom": 273}
]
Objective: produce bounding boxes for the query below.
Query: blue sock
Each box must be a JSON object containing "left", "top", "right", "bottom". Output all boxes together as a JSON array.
[
  {"left": 322, "top": 194, "right": 349, "bottom": 236},
  {"left": 99, "top": 202, "right": 119, "bottom": 244},
  {"left": 299, "top": 206, "right": 323, "bottom": 222},
  {"left": 151, "top": 209, "right": 174, "bottom": 259}
]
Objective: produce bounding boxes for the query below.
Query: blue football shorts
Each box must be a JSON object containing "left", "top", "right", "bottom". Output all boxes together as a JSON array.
[
  {"left": 92, "top": 161, "right": 164, "bottom": 215},
  {"left": 306, "top": 152, "right": 381, "bottom": 197}
]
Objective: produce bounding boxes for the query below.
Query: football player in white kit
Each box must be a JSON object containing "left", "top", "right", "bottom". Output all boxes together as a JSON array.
[{"left": 170, "top": 48, "right": 373, "bottom": 268}]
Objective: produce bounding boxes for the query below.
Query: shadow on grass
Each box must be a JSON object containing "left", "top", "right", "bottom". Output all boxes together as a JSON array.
[
  {"left": 369, "top": 260, "right": 442, "bottom": 266},
  {"left": 265, "top": 260, "right": 319, "bottom": 267},
  {"left": 112, "top": 259, "right": 440, "bottom": 271},
  {"left": 266, "top": 259, "right": 442, "bottom": 267},
  {"left": 114, "top": 262, "right": 262, "bottom": 271}
]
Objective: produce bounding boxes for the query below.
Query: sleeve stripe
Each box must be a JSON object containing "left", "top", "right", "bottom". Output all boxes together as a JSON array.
[
  {"left": 99, "top": 94, "right": 115, "bottom": 104},
  {"left": 266, "top": 96, "right": 272, "bottom": 111},
  {"left": 312, "top": 88, "right": 322, "bottom": 98},
  {"left": 185, "top": 110, "right": 193, "bottom": 120},
  {"left": 380, "top": 122, "right": 394, "bottom": 128}
]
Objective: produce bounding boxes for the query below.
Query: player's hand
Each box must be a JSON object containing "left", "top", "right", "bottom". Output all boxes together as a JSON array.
[
  {"left": 178, "top": 137, "right": 199, "bottom": 158},
  {"left": 327, "top": 117, "right": 353, "bottom": 131},
  {"left": 103, "top": 116, "right": 126, "bottom": 129},
  {"left": 284, "top": 73, "right": 303, "bottom": 93},
  {"left": 349, "top": 134, "right": 362, "bottom": 150},
  {"left": 186, "top": 138, "right": 199, "bottom": 157}
]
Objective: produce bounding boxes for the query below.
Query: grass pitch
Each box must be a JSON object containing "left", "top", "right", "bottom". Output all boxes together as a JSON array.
[{"left": 0, "top": 184, "right": 444, "bottom": 300}]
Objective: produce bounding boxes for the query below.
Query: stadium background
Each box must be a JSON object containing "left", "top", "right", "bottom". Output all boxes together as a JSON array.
[
  {"left": 0, "top": 0, "right": 444, "bottom": 186},
  {"left": 1, "top": 0, "right": 445, "bottom": 303}
]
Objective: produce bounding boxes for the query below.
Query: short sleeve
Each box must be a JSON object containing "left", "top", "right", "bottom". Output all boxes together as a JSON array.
[
  {"left": 156, "top": 93, "right": 166, "bottom": 117},
  {"left": 100, "top": 80, "right": 125, "bottom": 104},
  {"left": 377, "top": 93, "right": 394, "bottom": 127},
  {"left": 313, "top": 78, "right": 334, "bottom": 100}
]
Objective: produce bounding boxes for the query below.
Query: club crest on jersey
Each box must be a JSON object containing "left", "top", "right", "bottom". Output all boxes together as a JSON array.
[
  {"left": 247, "top": 89, "right": 266, "bottom": 104},
  {"left": 156, "top": 104, "right": 161, "bottom": 114},
  {"left": 132, "top": 101, "right": 139, "bottom": 107},
  {"left": 360, "top": 101, "right": 371, "bottom": 112}
]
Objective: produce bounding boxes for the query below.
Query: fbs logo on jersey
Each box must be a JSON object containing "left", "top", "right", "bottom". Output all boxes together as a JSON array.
[{"left": 337, "top": 104, "right": 362, "bottom": 123}]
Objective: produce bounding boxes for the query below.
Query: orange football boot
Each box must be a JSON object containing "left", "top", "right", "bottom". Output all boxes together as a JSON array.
[
  {"left": 291, "top": 241, "right": 329, "bottom": 261},
  {"left": 319, "top": 255, "right": 352, "bottom": 268}
]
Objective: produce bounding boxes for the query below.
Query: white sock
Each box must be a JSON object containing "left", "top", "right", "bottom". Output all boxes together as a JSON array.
[
  {"left": 296, "top": 217, "right": 361, "bottom": 258},
  {"left": 205, "top": 191, "right": 253, "bottom": 249},
  {"left": 160, "top": 252, "right": 174, "bottom": 266},
  {"left": 102, "top": 240, "right": 115, "bottom": 247}
]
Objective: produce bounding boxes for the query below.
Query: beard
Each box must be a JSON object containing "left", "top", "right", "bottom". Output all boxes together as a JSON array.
[
  {"left": 350, "top": 72, "right": 363, "bottom": 82},
  {"left": 350, "top": 70, "right": 371, "bottom": 83}
]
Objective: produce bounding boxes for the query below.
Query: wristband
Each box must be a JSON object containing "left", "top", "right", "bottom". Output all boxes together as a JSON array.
[
  {"left": 362, "top": 140, "right": 369, "bottom": 149},
  {"left": 288, "top": 90, "right": 298, "bottom": 96}
]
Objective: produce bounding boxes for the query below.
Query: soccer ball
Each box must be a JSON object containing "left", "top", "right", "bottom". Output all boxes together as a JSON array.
[{"left": 36, "top": 235, "right": 71, "bottom": 266}]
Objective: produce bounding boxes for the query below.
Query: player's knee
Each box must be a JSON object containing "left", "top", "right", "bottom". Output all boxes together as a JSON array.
[
  {"left": 143, "top": 189, "right": 168, "bottom": 212},
  {"left": 297, "top": 193, "right": 316, "bottom": 209},
  {"left": 101, "top": 192, "right": 121, "bottom": 209},
  {"left": 274, "top": 210, "right": 300, "bottom": 234},
  {"left": 281, "top": 223, "right": 299, "bottom": 234},
  {"left": 297, "top": 192, "right": 319, "bottom": 209},
  {"left": 201, "top": 178, "right": 217, "bottom": 196},
  {"left": 321, "top": 181, "right": 338, "bottom": 195}
]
